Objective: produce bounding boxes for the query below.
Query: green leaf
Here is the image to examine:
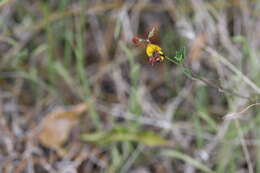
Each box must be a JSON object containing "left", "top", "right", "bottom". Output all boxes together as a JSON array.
[
  {"left": 174, "top": 47, "right": 186, "bottom": 63},
  {"left": 161, "top": 149, "right": 215, "bottom": 173},
  {"left": 181, "top": 66, "right": 197, "bottom": 80},
  {"left": 81, "top": 125, "right": 171, "bottom": 147}
]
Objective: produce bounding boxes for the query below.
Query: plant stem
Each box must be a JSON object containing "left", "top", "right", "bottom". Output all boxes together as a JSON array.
[
  {"left": 165, "top": 57, "right": 252, "bottom": 101},
  {"left": 165, "top": 56, "right": 180, "bottom": 65}
]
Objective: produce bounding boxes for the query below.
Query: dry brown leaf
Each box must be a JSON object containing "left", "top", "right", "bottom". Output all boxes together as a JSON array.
[{"left": 38, "top": 103, "right": 88, "bottom": 156}]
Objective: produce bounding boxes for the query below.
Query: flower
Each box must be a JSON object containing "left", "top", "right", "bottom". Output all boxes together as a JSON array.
[
  {"left": 146, "top": 43, "right": 165, "bottom": 65},
  {"left": 146, "top": 43, "right": 163, "bottom": 58},
  {"left": 132, "top": 36, "right": 147, "bottom": 46},
  {"left": 132, "top": 36, "right": 141, "bottom": 45},
  {"left": 132, "top": 27, "right": 166, "bottom": 65}
]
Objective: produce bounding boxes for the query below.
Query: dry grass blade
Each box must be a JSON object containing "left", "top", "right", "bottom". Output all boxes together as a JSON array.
[
  {"left": 205, "top": 47, "right": 260, "bottom": 94},
  {"left": 224, "top": 103, "right": 260, "bottom": 120}
]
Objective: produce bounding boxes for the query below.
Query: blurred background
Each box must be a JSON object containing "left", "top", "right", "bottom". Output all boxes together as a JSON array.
[{"left": 0, "top": 0, "right": 260, "bottom": 172}]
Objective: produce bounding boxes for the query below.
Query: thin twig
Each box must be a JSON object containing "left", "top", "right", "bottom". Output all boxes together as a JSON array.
[
  {"left": 165, "top": 57, "right": 251, "bottom": 100},
  {"left": 165, "top": 56, "right": 180, "bottom": 65},
  {"left": 235, "top": 120, "right": 254, "bottom": 173},
  {"left": 188, "top": 68, "right": 251, "bottom": 100},
  {"left": 224, "top": 103, "right": 260, "bottom": 120},
  {"left": 223, "top": 103, "right": 260, "bottom": 172},
  {"left": 234, "top": 103, "right": 260, "bottom": 115}
]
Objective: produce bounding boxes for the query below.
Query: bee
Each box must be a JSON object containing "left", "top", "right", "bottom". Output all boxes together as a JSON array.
[{"left": 132, "top": 27, "right": 165, "bottom": 66}]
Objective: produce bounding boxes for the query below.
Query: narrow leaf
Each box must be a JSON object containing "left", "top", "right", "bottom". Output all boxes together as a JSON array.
[
  {"left": 81, "top": 125, "right": 171, "bottom": 147},
  {"left": 161, "top": 149, "right": 215, "bottom": 173}
]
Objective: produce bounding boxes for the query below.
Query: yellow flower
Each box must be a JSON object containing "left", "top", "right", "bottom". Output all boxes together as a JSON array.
[{"left": 146, "top": 43, "right": 164, "bottom": 61}]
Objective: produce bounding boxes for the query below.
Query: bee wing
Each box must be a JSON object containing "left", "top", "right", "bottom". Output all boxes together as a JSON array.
[{"left": 148, "top": 27, "right": 155, "bottom": 39}]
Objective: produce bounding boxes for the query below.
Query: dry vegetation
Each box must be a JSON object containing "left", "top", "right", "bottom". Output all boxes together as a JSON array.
[{"left": 0, "top": 0, "right": 260, "bottom": 172}]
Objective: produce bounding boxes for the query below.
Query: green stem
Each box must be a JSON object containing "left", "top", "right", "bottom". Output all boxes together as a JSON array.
[
  {"left": 165, "top": 57, "right": 251, "bottom": 100},
  {"left": 165, "top": 56, "right": 180, "bottom": 65}
]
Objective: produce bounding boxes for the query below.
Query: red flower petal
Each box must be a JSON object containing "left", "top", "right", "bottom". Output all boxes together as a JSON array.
[{"left": 132, "top": 36, "right": 140, "bottom": 45}]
